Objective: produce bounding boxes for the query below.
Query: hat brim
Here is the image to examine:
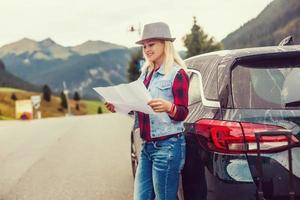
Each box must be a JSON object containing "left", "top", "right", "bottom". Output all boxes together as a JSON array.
[{"left": 136, "top": 37, "right": 176, "bottom": 45}]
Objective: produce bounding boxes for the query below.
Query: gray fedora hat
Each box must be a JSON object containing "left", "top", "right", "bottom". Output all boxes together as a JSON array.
[{"left": 136, "top": 22, "right": 176, "bottom": 45}]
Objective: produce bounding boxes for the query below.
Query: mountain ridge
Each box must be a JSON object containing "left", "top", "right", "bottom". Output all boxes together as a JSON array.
[
  {"left": 0, "top": 37, "right": 127, "bottom": 60},
  {"left": 222, "top": 0, "right": 300, "bottom": 49},
  {"left": 0, "top": 39, "right": 131, "bottom": 99}
]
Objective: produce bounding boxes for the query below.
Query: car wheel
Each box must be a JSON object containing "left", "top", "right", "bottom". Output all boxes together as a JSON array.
[
  {"left": 131, "top": 130, "right": 138, "bottom": 178},
  {"left": 131, "top": 128, "right": 142, "bottom": 178},
  {"left": 177, "top": 175, "right": 184, "bottom": 200}
]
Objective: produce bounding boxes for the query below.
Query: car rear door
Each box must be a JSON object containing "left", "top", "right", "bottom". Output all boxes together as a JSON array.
[{"left": 228, "top": 53, "right": 300, "bottom": 199}]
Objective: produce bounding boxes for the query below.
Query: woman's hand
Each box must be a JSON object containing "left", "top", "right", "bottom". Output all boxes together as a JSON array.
[
  {"left": 104, "top": 102, "right": 116, "bottom": 113},
  {"left": 148, "top": 98, "right": 172, "bottom": 113}
]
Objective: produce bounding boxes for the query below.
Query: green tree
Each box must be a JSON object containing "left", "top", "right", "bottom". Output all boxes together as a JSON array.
[
  {"left": 73, "top": 91, "right": 80, "bottom": 101},
  {"left": 73, "top": 91, "right": 80, "bottom": 111},
  {"left": 183, "top": 17, "right": 223, "bottom": 58},
  {"left": 127, "top": 47, "right": 143, "bottom": 82},
  {"left": 43, "top": 84, "right": 52, "bottom": 102},
  {"left": 60, "top": 91, "right": 68, "bottom": 109},
  {"left": 97, "top": 106, "right": 103, "bottom": 114},
  {"left": 11, "top": 93, "right": 17, "bottom": 101}
]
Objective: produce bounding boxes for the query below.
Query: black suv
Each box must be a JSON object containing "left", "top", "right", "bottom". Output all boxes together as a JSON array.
[{"left": 131, "top": 45, "right": 300, "bottom": 200}]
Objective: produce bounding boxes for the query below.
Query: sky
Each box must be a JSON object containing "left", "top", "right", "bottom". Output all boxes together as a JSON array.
[{"left": 0, "top": 0, "right": 273, "bottom": 50}]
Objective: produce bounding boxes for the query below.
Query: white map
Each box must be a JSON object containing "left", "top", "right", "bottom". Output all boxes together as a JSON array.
[{"left": 93, "top": 80, "right": 156, "bottom": 115}]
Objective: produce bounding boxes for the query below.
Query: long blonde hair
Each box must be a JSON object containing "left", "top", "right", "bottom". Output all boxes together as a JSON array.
[{"left": 141, "top": 41, "right": 187, "bottom": 75}]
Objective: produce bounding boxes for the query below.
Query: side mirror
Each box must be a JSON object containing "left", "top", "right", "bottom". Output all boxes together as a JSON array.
[{"left": 278, "top": 35, "right": 294, "bottom": 46}]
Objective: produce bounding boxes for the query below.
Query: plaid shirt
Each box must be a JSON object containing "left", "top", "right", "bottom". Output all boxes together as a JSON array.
[{"left": 137, "top": 68, "right": 189, "bottom": 142}]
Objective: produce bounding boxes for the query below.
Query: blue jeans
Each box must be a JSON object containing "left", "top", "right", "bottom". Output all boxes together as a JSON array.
[{"left": 134, "top": 134, "right": 186, "bottom": 200}]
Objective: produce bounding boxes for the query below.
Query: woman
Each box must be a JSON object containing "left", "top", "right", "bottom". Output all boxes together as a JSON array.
[{"left": 105, "top": 22, "right": 189, "bottom": 200}]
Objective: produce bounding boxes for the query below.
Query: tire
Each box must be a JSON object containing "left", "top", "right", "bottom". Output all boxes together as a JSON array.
[
  {"left": 131, "top": 128, "right": 142, "bottom": 178},
  {"left": 131, "top": 130, "right": 139, "bottom": 178},
  {"left": 177, "top": 175, "right": 185, "bottom": 200}
]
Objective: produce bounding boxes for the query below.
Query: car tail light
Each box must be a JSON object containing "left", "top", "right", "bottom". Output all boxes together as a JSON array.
[{"left": 195, "top": 119, "right": 298, "bottom": 154}]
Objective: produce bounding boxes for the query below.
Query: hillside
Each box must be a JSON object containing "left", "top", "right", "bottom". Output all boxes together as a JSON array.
[
  {"left": 0, "top": 59, "right": 41, "bottom": 92},
  {"left": 0, "top": 88, "right": 109, "bottom": 120},
  {"left": 0, "top": 38, "right": 131, "bottom": 99},
  {"left": 222, "top": 0, "right": 300, "bottom": 49}
]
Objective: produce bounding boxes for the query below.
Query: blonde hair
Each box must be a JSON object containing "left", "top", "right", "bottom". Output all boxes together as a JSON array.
[{"left": 141, "top": 41, "right": 187, "bottom": 76}]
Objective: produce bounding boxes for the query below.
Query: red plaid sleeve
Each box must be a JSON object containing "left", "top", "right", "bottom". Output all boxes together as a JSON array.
[{"left": 170, "top": 69, "right": 189, "bottom": 121}]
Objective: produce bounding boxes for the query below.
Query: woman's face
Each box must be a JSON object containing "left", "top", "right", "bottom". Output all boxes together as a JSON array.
[{"left": 143, "top": 39, "right": 165, "bottom": 64}]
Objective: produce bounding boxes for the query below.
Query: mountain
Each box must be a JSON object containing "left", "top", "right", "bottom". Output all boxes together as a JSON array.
[
  {"left": 71, "top": 40, "right": 126, "bottom": 56},
  {"left": 0, "top": 38, "right": 131, "bottom": 99},
  {"left": 0, "top": 59, "right": 41, "bottom": 92},
  {"left": 222, "top": 0, "right": 300, "bottom": 49},
  {"left": 0, "top": 38, "right": 72, "bottom": 60},
  {"left": 0, "top": 37, "right": 126, "bottom": 60}
]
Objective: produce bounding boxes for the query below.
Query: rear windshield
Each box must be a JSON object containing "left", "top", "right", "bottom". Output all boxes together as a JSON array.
[{"left": 232, "top": 56, "right": 300, "bottom": 109}]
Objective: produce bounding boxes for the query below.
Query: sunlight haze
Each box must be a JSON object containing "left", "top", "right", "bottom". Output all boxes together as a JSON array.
[{"left": 0, "top": 0, "right": 273, "bottom": 50}]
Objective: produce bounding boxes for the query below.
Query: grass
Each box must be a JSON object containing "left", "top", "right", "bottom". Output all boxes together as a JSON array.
[
  {"left": 82, "top": 100, "right": 109, "bottom": 114},
  {"left": 0, "top": 88, "right": 26, "bottom": 92},
  {"left": 0, "top": 87, "right": 109, "bottom": 120},
  {"left": 0, "top": 115, "right": 14, "bottom": 120}
]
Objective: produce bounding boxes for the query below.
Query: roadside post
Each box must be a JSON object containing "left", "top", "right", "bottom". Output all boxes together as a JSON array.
[
  {"left": 31, "top": 95, "right": 41, "bottom": 119},
  {"left": 63, "top": 81, "right": 71, "bottom": 116}
]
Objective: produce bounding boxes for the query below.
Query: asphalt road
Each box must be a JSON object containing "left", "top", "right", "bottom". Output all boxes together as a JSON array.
[{"left": 0, "top": 114, "right": 134, "bottom": 200}]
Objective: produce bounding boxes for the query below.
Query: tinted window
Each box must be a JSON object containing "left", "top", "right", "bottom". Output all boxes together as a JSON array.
[
  {"left": 185, "top": 55, "right": 220, "bottom": 100},
  {"left": 232, "top": 57, "right": 300, "bottom": 109}
]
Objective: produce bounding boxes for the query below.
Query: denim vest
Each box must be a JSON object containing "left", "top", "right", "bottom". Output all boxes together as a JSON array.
[{"left": 134, "top": 64, "right": 185, "bottom": 138}]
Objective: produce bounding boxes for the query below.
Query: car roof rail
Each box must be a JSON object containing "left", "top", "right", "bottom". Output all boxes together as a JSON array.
[{"left": 278, "top": 35, "right": 294, "bottom": 46}]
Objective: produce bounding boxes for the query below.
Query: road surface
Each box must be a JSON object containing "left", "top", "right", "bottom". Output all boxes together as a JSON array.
[{"left": 0, "top": 114, "right": 134, "bottom": 200}]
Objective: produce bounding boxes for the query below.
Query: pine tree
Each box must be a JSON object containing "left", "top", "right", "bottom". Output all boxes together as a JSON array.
[
  {"left": 73, "top": 91, "right": 80, "bottom": 111},
  {"left": 60, "top": 91, "right": 68, "bottom": 109},
  {"left": 43, "top": 85, "right": 52, "bottom": 102},
  {"left": 127, "top": 47, "right": 143, "bottom": 82},
  {"left": 183, "top": 17, "right": 223, "bottom": 58},
  {"left": 73, "top": 91, "right": 81, "bottom": 101},
  {"left": 11, "top": 93, "right": 17, "bottom": 101},
  {"left": 97, "top": 106, "right": 103, "bottom": 114}
]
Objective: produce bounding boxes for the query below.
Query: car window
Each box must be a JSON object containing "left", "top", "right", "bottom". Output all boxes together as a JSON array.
[
  {"left": 185, "top": 55, "right": 219, "bottom": 100},
  {"left": 232, "top": 57, "right": 300, "bottom": 109},
  {"left": 188, "top": 72, "right": 202, "bottom": 106}
]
